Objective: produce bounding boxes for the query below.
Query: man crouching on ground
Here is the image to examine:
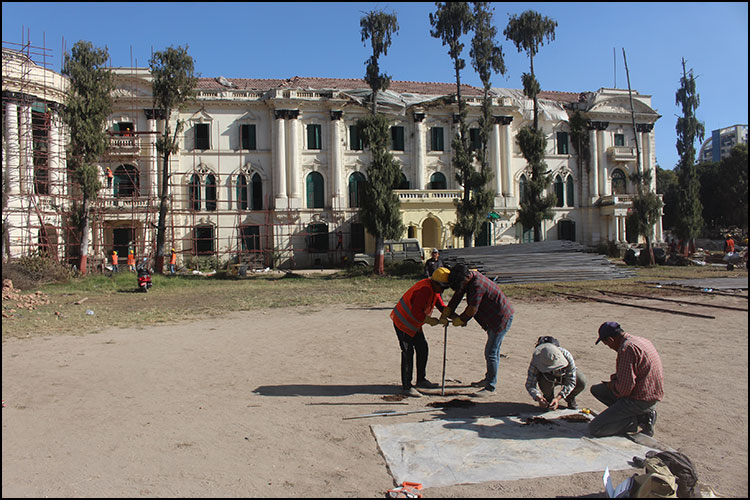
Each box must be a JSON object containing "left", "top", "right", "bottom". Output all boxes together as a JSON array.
[{"left": 589, "top": 321, "right": 663, "bottom": 437}]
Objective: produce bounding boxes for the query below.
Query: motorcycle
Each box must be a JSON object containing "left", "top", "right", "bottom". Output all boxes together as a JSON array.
[{"left": 137, "top": 259, "right": 153, "bottom": 293}]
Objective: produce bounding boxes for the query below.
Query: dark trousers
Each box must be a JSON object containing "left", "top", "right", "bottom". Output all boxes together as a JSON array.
[
  {"left": 395, "top": 325, "right": 428, "bottom": 389},
  {"left": 589, "top": 382, "right": 657, "bottom": 437}
]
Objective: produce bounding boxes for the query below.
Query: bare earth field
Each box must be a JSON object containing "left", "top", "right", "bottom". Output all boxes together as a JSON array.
[{"left": 2, "top": 293, "right": 748, "bottom": 497}]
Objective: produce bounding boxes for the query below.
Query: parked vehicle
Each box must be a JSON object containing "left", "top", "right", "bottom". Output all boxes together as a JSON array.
[
  {"left": 352, "top": 238, "right": 424, "bottom": 267},
  {"left": 137, "top": 259, "right": 153, "bottom": 292}
]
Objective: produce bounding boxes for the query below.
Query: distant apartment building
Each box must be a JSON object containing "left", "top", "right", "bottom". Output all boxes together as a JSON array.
[{"left": 698, "top": 124, "right": 748, "bottom": 163}]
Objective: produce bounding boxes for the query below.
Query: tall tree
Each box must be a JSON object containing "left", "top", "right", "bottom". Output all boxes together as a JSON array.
[
  {"left": 358, "top": 9, "right": 403, "bottom": 275},
  {"left": 656, "top": 165, "right": 679, "bottom": 233},
  {"left": 61, "top": 40, "right": 113, "bottom": 275},
  {"left": 674, "top": 58, "right": 704, "bottom": 254},
  {"left": 451, "top": 1, "right": 506, "bottom": 247},
  {"left": 429, "top": 1, "right": 476, "bottom": 247},
  {"left": 150, "top": 46, "right": 197, "bottom": 273},
  {"left": 504, "top": 10, "right": 557, "bottom": 241}
]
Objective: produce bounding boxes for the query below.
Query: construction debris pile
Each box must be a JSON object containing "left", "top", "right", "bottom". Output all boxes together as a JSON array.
[
  {"left": 439, "top": 240, "right": 636, "bottom": 284},
  {"left": 2, "top": 279, "right": 51, "bottom": 318}
]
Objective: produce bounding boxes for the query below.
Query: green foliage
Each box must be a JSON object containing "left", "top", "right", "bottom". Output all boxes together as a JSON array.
[
  {"left": 470, "top": 2, "right": 506, "bottom": 88},
  {"left": 3, "top": 253, "right": 76, "bottom": 289},
  {"left": 73, "top": 163, "right": 103, "bottom": 201},
  {"left": 503, "top": 10, "right": 557, "bottom": 59},
  {"left": 656, "top": 166, "right": 679, "bottom": 231},
  {"left": 697, "top": 144, "right": 748, "bottom": 232},
  {"left": 429, "top": 2, "right": 474, "bottom": 74},
  {"left": 357, "top": 114, "right": 404, "bottom": 243},
  {"left": 184, "top": 255, "right": 221, "bottom": 272},
  {"left": 360, "top": 9, "right": 399, "bottom": 110},
  {"left": 516, "top": 126, "right": 554, "bottom": 240},
  {"left": 568, "top": 110, "right": 591, "bottom": 175},
  {"left": 674, "top": 58, "right": 704, "bottom": 242}
]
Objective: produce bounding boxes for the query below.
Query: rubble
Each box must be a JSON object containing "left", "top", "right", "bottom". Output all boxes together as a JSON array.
[{"left": 2, "top": 279, "right": 51, "bottom": 318}]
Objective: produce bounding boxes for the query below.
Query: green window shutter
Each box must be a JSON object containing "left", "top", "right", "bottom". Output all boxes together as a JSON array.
[
  {"left": 554, "top": 175, "right": 564, "bottom": 207},
  {"left": 307, "top": 124, "right": 321, "bottom": 150},
  {"left": 391, "top": 126, "right": 404, "bottom": 151},
  {"left": 615, "top": 134, "right": 625, "bottom": 147},
  {"left": 431, "top": 127, "right": 444, "bottom": 151},
  {"left": 241, "top": 124, "right": 256, "bottom": 150},
  {"left": 469, "top": 128, "right": 481, "bottom": 151},
  {"left": 350, "top": 125, "right": 363, "bottom": 150},
  {"left": 307, "top": 172, "right": 324, "bottom": 208},
  {"left": 557, "top": 132, "right": 569, "bottom": 155},
  {"left": 566, "top": 175, "right": 574, "bottom": 207}
]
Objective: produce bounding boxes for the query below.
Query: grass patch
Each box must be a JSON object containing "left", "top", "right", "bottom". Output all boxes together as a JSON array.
[{"left": 2, "top": 264, "right": 745, "bottom": 340}]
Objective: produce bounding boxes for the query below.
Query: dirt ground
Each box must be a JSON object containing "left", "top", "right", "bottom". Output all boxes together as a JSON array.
[{"left": 2, "top": 291, "right": 747, "bottom": 497}]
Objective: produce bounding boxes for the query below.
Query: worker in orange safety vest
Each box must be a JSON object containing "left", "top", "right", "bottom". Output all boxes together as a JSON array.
[
  {"left": 169, "top": 248, "right": 177, "bottom": 275},
  {"left": 390, "top": 267, "right": 451, "bottom": 397},
  {"left": 111, "top": 250, "right": 119, "bottom": 273},
  {"left": 127, "top": 250, "right": 136, "bottom": 272}
]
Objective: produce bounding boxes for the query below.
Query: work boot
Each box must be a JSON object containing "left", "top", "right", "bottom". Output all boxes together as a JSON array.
[
  {"left": 565, "top": 396, "right": 578, "bottom": 410},
  {"left": 638, "top": 409, "right": 657, "bottom": 437},
  {"left": 415, "top": 378, "right": 439, "bottom": 389},
  {"left": 401, "top": 387, "right": 423, "bottom": 398}
]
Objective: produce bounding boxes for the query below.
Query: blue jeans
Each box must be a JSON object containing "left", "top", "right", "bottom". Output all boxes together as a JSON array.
[{"left": 483, "top": 315, "right": 513, "bottom": 391}]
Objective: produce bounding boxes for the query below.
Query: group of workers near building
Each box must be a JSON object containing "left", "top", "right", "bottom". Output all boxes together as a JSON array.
[
  {"left": 392, "top": 253, "right": 663, "bottom": 439},
  {"left": 109, "top": 247, "right": 177, "bottom": 275}
]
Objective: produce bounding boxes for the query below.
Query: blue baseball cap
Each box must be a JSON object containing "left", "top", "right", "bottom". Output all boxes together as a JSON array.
[{"left": 596, "top": 321, "right": 622, "bottom": 344}]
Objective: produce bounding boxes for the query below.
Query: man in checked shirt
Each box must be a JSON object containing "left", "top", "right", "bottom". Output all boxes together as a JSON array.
[
  {"left": 439, "top": 263, "right": 515, "bottom": 398},
  {"left": 589, "top": 321, "right": 664, "bottom": 437}
]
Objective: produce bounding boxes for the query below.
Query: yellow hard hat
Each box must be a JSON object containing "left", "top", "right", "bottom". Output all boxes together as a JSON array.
[
  {"left": 431, "top": 267, "right": 451, "bottom": 286},
  {"left": 113, "top": 251, "right": 117, "bottom": 254}
]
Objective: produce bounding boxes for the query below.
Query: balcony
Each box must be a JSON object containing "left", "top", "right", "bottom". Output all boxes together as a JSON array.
[
  {"left": 107, "top": 134, "right": 143, "bottom": 155},
  {"left": 394, "top": 189, "right": 462, "bottom": 204},
  {"left": 607, "top": 146, "right": 637, "bottom": 162}
]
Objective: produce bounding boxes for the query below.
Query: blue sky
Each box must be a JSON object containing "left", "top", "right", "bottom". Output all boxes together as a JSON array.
[{"left": 3, "top": 2, "right": 747, "bottom": 171}]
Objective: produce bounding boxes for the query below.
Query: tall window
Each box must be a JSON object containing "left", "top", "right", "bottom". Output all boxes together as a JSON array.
[
  {"left": 237, "top": 174, "right": 248, "bottom": 210},
  {"left": 430, "top": 172, "right": 447, "bottom": 190},
  {"left": 519, "top": 174, "right": 527, "bottom": 203},
  {"left": 391, "top": 126, "right": 405, "bottom": 151},
  {"left": 251, "top": 173, "right": 263, "bottom": 210},
  {"left": 306, "top": 171, "right": 324, "bottom": 208},
  {"left": 240, "top": 124, "right": 256, "bottom": 150},
  {"left": 190, "top": 174, "right": 201, "bottom": 210},
  {"left": 612, "top": 169, "right": 627, "bottom": 194},
  {"left": 240, "top": 225, "right": 260, "bottom": 252},
  {"left": 205, "top": 174, "right": 217, "bottom": 211},
  {"left": 566, "top": 175, "right": 574, "bottom": 207},
  {"left": 349, "top": 125, "right": 363, "bottom": 150},
  {"left": 32, "top": 103, "right": 50, "bottom": 195},
  {"left": 114, "top": 121, "right": 134, "bottom": 136},
  {"left": 114, "top": 164, "right": 139, "bottom": 198},
  {"left": 554, "top": 175, "right": 564, "bottom": 207},
  {"left": 307, "top": 124, "right": 322, "bottom": 150},
  {"left": 469, "top": 128, "right": 481, "bottom": 151},
  {"left": 349, "top": 172, "right": 366, "bottom": 208},
  {"left": 195, "top": 123, "right": 210, "bottom": 150},
  {"left": 430, "top": 127, "right": 444, "bottom": 151},
  {"left": 614, "top": 133, "right": 625, "bottom": 147},
  {"left": 557, "top": 131, "right": 569, "bottom": 154},
  {"left": 398, "top": 172, "right": 410, "bottom": 189}
]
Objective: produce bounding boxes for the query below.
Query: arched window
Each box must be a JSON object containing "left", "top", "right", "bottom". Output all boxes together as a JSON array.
[
  {"left": 398, "top": 172, "right": 410, "bottom": 189},
  {"left": 306, "top": 171, "right": 324, "bottom": 209},
  {"left": 519, "top": 174, "right": 527, "bottom": 203},
  {"left": 554, "top": 175, "right": 564, "bottom": 207},
  {"left": 114, "top": 164, "right": 139, "bottom": 198},
  {"left": 566, "top": 175, "right": 574, "bottom": 207},
  {"left": 430, "top": 172, "right": 447, "bottom": 190},
  {"left": 349, "top": 172, "right": 366, "bottom": 208},
  {"left": 612, "top": 169, "right": 627, "bottom": 195},
  {"left": 237, "top": 174, "right": 248, "bottom": 210},
  {"left": 205, "top": 174, "right": 217, "bottom": 211},
  {"left": 190, "top": 174, "right": 201, "bottom": 211},
  {"left": 251, "top": 173, "right": 263, "bottom": 210}
]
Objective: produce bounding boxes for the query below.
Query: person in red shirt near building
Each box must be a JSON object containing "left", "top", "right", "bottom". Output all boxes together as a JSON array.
[
  {"left": 390, "top": 267, "right": 451, "bottom": 397},
  {"left": 589, "top": 321, "right": 664, "bottom": 438}
]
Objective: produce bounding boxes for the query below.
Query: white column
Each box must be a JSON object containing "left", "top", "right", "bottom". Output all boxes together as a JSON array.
[
  {"left": 287, "top": 112, "right": 301, "bottom": 208},
  {"left": 491, "top": 121, "right": 501, "bottom": 196},
  {"left": 48, "top": 114, "right": 60, "bottom": 196},
  {"left": 502, "top": 121, "right": 512, "bottom": 197},
  {"left": 274, "top": 111, "right": 287, "bottom": 205},
  {"left": 330, "top": 112, "right": 342, "bottom": 204},
  {"left": 414, "top": 116, "right": 425, "bottom": 189},
  {"left": 20, "top": 104, "right": 33, "bottom": 194},
  {"left": 589, "top": 129, "right": 599, "bottom": 199},
  {"left": 5, "top": 102, "right": 20, "bottom": 195},
  {"left": 597, "top": 129, "right": 607, "bottom": 196},
  {"left": 147, "top": 113, "right": 157, "bottom": 197}
]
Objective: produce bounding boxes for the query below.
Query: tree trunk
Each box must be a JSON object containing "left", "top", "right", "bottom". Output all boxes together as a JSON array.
[
  {"left": 78, "top": 197, "right": 91, "bottom": 275},
  {"left": 374, "top": 235, "right": 385, "bottom": 276},
  {"left": 155, "top": 150, "right": 170, "bottom": 274},
  {"left": 531, "top": 54, "right": 538, "bottom": 131}
]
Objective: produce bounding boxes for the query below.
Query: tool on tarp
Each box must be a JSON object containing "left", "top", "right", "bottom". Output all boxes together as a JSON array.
[{"left": 441, "top": 323, "right": 448, "bottom": 396}]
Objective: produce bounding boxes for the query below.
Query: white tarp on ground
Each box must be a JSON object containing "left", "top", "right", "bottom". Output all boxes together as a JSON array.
[{"left": 371, "top": 409, "right": 659, "bottom": 488}]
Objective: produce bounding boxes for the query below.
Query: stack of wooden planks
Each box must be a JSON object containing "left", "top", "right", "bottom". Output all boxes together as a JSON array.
[{"left": 439, "top": 240, "right": 635, "bottom": 284}]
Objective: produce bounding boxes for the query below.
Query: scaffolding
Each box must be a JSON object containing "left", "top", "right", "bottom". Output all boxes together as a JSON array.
[{"left": 3, "top": 34, "right": 359, "bottom": 273}]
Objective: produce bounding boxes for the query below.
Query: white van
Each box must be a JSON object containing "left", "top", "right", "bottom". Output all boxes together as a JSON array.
[{"left": 352, "top": 238, "right": 424, "bottom": 267}]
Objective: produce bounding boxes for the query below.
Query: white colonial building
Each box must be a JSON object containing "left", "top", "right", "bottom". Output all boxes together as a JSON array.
[{"left": 3, "top": 46, "right": 663, "bottom": 270}]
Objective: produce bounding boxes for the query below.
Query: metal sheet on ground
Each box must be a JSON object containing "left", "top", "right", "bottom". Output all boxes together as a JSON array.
[
  {"left": 654, "top": 277, "right": 748, "bottom": 290},
  {"left": 371, "top": 410, "right": 660, "bottom": 488}
]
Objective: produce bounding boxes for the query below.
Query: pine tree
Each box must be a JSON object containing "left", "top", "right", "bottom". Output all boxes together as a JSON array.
[
  {"left": 429, "top": 1, "right": 475, "bottom": 247},
  {"left": 358, "top": 9, "right": 403, "bottom": 275},
  {"left": 150, "top": 46, "right": 197, "bottom": 273},
  {"left": 61, "top": 40, "right": 113, "bottom": 274},
  {"left": 674, "top": 58, "right": 704, "bottom": 254},
  {"left": 504, "top": 10, "right": 557, "bottom": 242}
]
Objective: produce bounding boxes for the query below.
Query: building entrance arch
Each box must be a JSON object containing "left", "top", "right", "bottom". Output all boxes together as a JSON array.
[{"left": 421, "top": 217, "right": 441, "bottom": 251}]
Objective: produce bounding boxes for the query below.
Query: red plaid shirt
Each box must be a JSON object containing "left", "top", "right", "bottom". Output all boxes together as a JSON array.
[
  {"left": 612, "top": 333, "right": 664, "bottom": 402},
  {"left": 447, "top": 271, "right": 514, "bottom": 333}
]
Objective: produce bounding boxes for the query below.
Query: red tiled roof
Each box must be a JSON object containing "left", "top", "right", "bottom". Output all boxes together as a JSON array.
[
  {"left": 197, "top": 76, "right": 486, "bottom": 96},
  {"left": 538, "top": 90, "right": 586, "bottom": 103}
]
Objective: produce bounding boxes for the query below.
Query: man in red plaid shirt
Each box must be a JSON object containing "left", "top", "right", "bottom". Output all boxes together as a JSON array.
[{"left": 589, "top": 321, "right": 664, "bottom": 437}]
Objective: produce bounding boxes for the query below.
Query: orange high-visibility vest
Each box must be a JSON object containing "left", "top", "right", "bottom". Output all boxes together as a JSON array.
[
  {"left": 112, "top": 253, "right": 118, "bottom": 265},
  {"left": 127, "top": 253, "right": 135, "bottom": 265},
  {"left": 170, "top": 252, "right": 177, "bottom": 265},
  {"left": 390, "top": 278, "right": 445, "bottom": 337}
]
